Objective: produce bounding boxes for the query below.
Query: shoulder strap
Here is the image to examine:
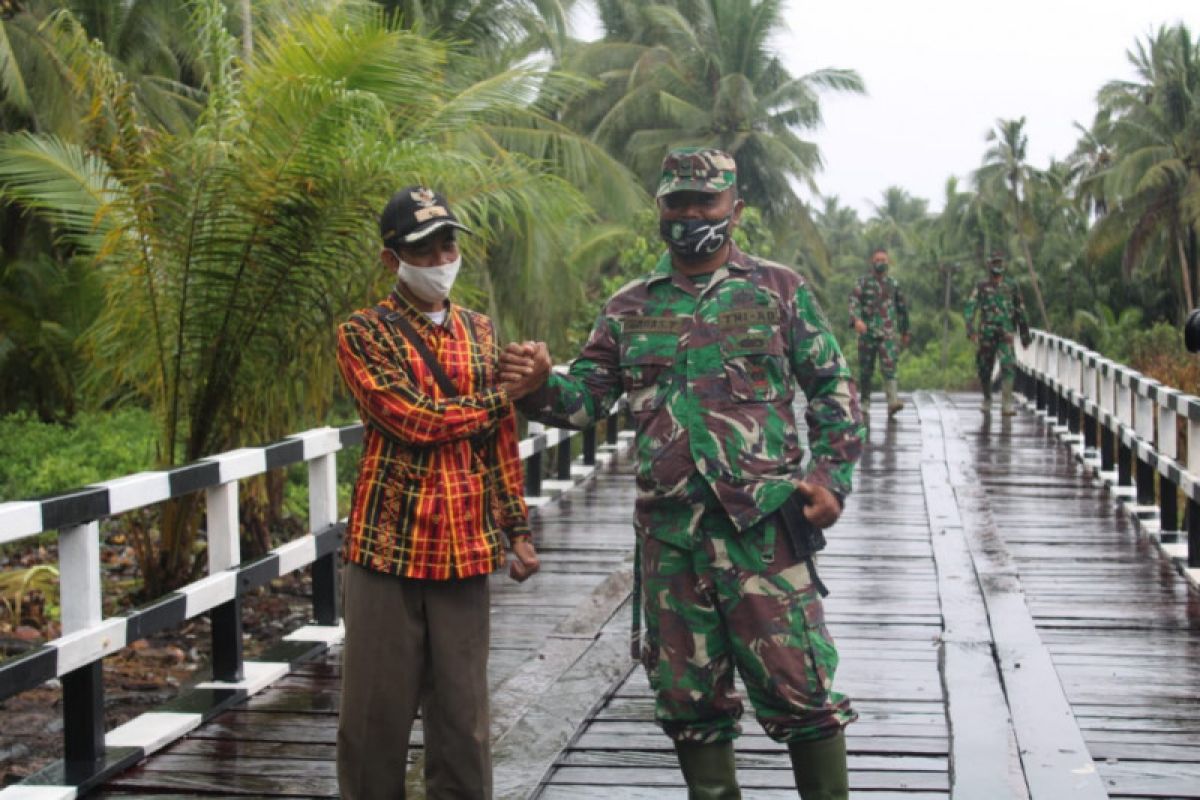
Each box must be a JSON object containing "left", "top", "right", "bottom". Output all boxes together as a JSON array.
[{"left": 374, "top": 305, "right": 459, "bottom": 397}]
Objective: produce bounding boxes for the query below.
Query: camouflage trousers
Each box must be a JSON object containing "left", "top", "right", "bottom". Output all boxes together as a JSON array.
[
  {"left": 858, "top": 334, "right": 899, "bottom": 398},
  {"left": 639, "top": 494, "right": 856, "bottom": 745},
  {"left": 976, "top": 329, "right": 1016, "bottom": 388}
]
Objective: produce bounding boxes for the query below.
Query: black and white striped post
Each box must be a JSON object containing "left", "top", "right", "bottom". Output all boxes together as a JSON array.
[
  {"left": 1132, "top": 376, "right": 1160, "bottom": 512},
  {"left": 1187, "top": 403, "right": 1200, "bottom": 569},
  {"left": 60, "top": 518, "right": 104, "bottom": 767},
  {"left": 309, "top": 428, "right": 353, "bottom": 626},
  {"left": 1154, "top": 385, "right": 1181, "bottom": 540},
  {"left": 1115, "top": 372, "right": 1135, "bottom": 492},
  {"left": 1080, "top": 353, "right": 1100, "bottom": 463},
  {"left": 525, "top": 421, "right": 545, "bottom": 497},
  {"left": 1098, "top": 361, "right": 1117, "bottom": 474},
  {"left": 582, "top": 425, "right": 597, "bottom": 466}
]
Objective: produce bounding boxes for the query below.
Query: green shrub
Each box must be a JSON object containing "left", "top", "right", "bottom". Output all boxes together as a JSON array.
[{"left": 0, "top": 409, "right": 157, "bottom": 501}]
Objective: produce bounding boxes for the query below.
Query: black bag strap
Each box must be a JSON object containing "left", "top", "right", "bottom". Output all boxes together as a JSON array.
[{"left": 375, "top": 305, "right": 458, "bottom": 397}]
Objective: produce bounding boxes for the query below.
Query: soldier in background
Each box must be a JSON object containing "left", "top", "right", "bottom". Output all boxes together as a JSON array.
[
  {"left": 499, "top": 147, "right": 865, "bottom": 799},
  {"left": 848, "top": 248, "right": 910, "bottom": 425},
  {"left": 965, "top": 251, "right": 1030, "bottom": 415}
]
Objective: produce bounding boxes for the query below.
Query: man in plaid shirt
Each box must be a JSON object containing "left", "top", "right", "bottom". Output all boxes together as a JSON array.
[{"left": 335, "top": 186, "right": 542, "bottom": 799}]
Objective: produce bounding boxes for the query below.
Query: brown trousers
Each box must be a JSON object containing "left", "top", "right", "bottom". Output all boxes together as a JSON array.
[{"left": 337, "top": 564, "right": 492, "bottom": 799}]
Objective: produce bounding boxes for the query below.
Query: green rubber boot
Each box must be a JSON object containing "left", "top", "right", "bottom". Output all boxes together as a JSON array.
[
  {"left": 1001, "top": 375, "right": 1016, "bottom": 416},
  {"left": 980, "top": 376, "right": 992, "bottom": 412},
  {"left": 885, "top": 379, "right": 904, "bottom": 418},
  {"left": 674, "top": 741, "right": 741, "bottom": 800},
  {"left": 788, "top": 732, "right": 849, "bottom": 800}
]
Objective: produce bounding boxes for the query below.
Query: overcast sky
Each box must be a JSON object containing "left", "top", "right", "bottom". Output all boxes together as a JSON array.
[{"left": 572, "top": 0, "right": 1197, "bottom": 217}]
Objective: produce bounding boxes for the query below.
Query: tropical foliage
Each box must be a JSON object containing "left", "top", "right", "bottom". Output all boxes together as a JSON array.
[{"left": 1, "top": 2, "right": 1198, "bottom": 600}]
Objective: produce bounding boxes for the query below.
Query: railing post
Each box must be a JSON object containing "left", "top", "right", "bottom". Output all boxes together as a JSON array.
[
  {"left": 1046, "top": 342, "right": 1060, "bottom": 420},
  {"left": 583, "top": 425, "right": 597, "bottom": 466},
  {"left": 556, "top": 433, "right": 572, "bottom": 480},
  {"left": 1117, "top": 375, "right": 1134, "bottom": 489},
  {"left": 1187, "top": 403, "right": 1200, "bottom": 567},
  {"left": 1190, "top": 500, "right": 1200, "bottom": 569},
  {"left": 309, "top": 451, "right": 340, "bottom": 625},
  {"left": 1072, "top": 349, "right": 1085, "bottom": 433},
  {"left": 1100, "top": 363, "right": 1116, "bottom": 473},
  {"left": 1134, "top": 382, "right": 1157, "bottom": 508},
  {"left": 1157, "top": 394, "right": 1179, "bottom": 536},
  {"left": 60, "top": 520, "right": 105, "bottom": 765},
  {"left": 1081, "top": 357, "right": 1097, "bottom": 454},
  {"left": 1033, "top": 337, "right": 1048, "bottom": 412},
  {"left": 206, "top": 482, "right": 243, "bottom": 682},
  {"left": 526, "top": 421, "right": 544, "bottom": 497}
]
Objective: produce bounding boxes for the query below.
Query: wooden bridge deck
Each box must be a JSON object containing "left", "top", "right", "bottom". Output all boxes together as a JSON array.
[{"left": 88, "top": 392, "right": 1200, "bottom": 799}]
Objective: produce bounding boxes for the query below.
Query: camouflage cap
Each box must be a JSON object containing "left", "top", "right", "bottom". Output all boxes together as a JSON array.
[{"left": 656, "top": 147, "right": 737, "bottom": 197}]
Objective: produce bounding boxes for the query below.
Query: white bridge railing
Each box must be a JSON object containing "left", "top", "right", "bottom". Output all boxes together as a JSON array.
[
  {"left": 0, "top": 402, "right": 626, "bottom": 797},
  {"left": 1016, "top": 330, "right": 1200, "bottom": 586}
]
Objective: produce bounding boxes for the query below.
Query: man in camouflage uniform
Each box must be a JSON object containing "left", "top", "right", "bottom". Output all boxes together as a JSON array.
[
  {"left": 848, "top": 248, "right": 910, "bottom": 424},
  {"left": 965, "top": 251, "right": 1030, "bottom": 414},
  {"left": 501, "top": 148, "right": 865, "bottom": 799}
]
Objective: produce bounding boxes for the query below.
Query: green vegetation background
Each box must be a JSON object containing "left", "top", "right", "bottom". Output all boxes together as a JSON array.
[{"left": 1, "top": 1, "right": 1198, "bottom": 591}]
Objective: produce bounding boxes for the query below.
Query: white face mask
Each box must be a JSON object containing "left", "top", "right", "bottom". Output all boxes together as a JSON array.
[{"left": 394, "top": 252, "right": 461, "bottom": 304}]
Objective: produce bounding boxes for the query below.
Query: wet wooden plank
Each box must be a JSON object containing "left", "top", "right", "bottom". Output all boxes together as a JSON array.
[
  {"left": 104, "top": 753, "right": 339, "bottom": 797},
  {"left": 537, "top": 789, "right": 946, "bottom": 800},
  {"left": 947, "top": 393, "right": 1200, "bottom": 800},
  {"left": 94, "top": 395, "right": 1200, "bottom": 799},
  {"left": 542, "top": 766, "right": 950, "bottom": 791},
  {"left": 574, "top": 733, "right": 947, "bottom": 756},
  {"left": 936, "top": 393, "right": 1109, "bottom": 799},
  {"left": 915, "top": 394, "right": 1029, "bottom": 800},
  {"left": 1095, "top": 761, "right": 1200, "bottom": 798}
]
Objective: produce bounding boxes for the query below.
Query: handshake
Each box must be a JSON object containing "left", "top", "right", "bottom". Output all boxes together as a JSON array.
[{"left": 498, "top": 340, "right": 553, "bottom": 401}]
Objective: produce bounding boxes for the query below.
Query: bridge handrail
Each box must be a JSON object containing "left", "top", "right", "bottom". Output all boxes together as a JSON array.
[
  {"left": 0, "top": 396, "right": 623, "bottom": 773},
  {"left": 1016, "top": 330, "right": 1200, "bottom": 574}
]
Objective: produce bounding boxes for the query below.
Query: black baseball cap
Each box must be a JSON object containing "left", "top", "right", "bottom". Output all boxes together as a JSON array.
[{"left": 379, "top": 186, "right": 471, "bottom": 249}]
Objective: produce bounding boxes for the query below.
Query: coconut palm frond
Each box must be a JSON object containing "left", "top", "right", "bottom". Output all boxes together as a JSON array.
[{"left": 0, "top": 131, "right": 122, "bottom": 250}]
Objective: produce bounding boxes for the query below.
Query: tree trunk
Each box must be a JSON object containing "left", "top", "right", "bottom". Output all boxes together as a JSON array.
[
  {"left": 1008, "top": 179, "right": 1049, "bottom": 330},
  {"left": 1019, "top": 233, "right": 1049, "bottom": 330},
  {"left": 241, "top": 0, "right": 253, "bottom": 62}
]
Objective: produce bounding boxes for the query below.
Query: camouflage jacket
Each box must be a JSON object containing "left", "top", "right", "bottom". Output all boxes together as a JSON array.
[
  {"left": 964, "top": 277, "right": 1028, "bottom": 336},
  {"left": 848, "top": 272, "right": 909, "bottom": 338},
  {"left": 518, "top": 245, "right": 865, "bottom": 547}
]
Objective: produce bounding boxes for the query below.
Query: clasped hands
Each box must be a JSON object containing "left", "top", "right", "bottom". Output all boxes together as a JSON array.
[{"left": 498, "top": 340, "right": 552, "bottom": 400}]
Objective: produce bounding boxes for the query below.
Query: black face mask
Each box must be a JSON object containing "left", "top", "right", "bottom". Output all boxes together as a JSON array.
[
  {"left": 873, "top": 262, "right": 888, "bottom": 273},
  {"left": 990, "top": 266, "right": 1004, "bottom": 276},
  {"left": 659, "top": 214, "right": 734, "bottom": 261}
]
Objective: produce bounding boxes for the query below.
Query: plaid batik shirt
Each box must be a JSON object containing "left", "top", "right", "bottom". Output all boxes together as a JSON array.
[{"left": 336, "top": 290, "right": 530, "bottom": 580}]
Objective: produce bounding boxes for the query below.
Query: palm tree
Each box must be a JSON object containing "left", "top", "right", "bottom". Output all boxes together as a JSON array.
[
  {"left": 373, "top": 0, "right": 575, "bottom": 63},
  {"left": 0, "top": 255, "right": 101, "bottom": 421},
  {"left": 1066, "top": 113, "right": 1113, "bottom": 219},
  {"left": 1087, "top": 24, "right": 1200, "bottom": 320},
  {"left": 0, "top": 0, "right": 608, "bottom": 592},
  {"left": 814, "top": 196, "right": 864, "bottom": 266},
  {"left": 974, "top": 116, "right": 1051, "bottom": 328},
  {"left": 562, "top": 0, "right": 863, "bottom": 271},
  {"left": 0, "top": 0, "right": 200, "bottom": 137},
  {"left": 866, "top": 186, "right": 929, "bottom": 256}
]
